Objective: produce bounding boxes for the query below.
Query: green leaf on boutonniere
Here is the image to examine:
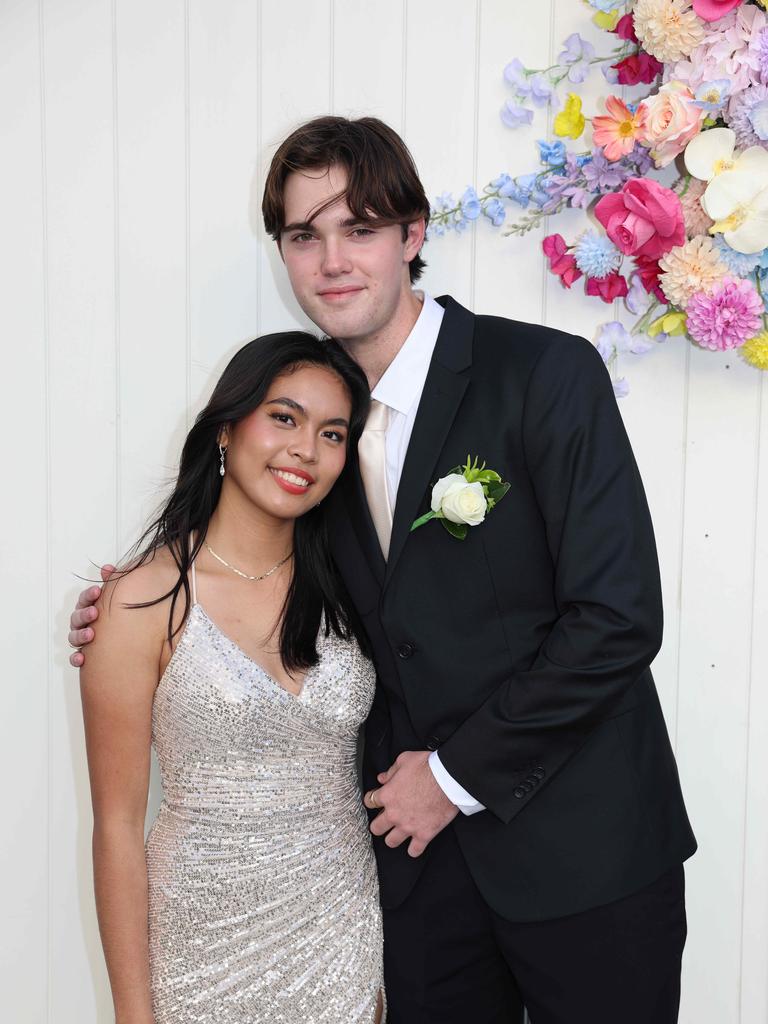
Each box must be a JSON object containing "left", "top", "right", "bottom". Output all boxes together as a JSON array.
[
  {"left": 440, "top": 518, "right": 468, "bottom": 540},
  {"left": 410, "top": 510, "right": 438, "bottom": 532},
  {"left": 485, "top": 481, "right": 511, "bottom": 503}
]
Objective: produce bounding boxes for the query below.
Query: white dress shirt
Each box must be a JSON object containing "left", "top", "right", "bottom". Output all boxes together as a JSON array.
[{"left": 371, "top": 292, "right": 485, "bottom": 816}]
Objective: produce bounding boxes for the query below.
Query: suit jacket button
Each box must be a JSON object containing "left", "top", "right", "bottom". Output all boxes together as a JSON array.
[
  {"left": 513, "top": 786, "right": 526, "bottom": 799},
  {"left": 397, "top": 643, "right": 415, "bottom": 659},
  {"left": 533, "top": 766, "right": 545, "bottom": 779},
  {"left": 426, "top": 735, "right": 441, "bottom": 751}
]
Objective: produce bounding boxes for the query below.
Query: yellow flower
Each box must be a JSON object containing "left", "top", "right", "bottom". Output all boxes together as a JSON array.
[
  {"left": 593, "top": 9, "right": 621, "bottom": 31},
  {"left": 648, "top": 311, "right": 688, "bottom": 338},
  {"left": 742, "top": 331, "right": 768, "bottom": 370},
  {"left": 554, "top": 94, "right": 586, "bottom": 140}
]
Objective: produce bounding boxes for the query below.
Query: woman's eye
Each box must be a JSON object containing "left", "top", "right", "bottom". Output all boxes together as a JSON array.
[
  {"left": 323, "top": 430, "right": 345, "bottom": 443},
  {"left": 270, "top": 412, "right": 295, "bottom": 425}
]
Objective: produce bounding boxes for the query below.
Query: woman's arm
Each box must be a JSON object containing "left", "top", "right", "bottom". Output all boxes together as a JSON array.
[{"left": 80, "top": 572, "right": 166, "bottom": 1024}]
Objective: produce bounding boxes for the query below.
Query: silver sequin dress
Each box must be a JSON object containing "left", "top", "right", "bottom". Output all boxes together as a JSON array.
[{"left": 146, "top": 596, "right": 384, "bottom": 1023}]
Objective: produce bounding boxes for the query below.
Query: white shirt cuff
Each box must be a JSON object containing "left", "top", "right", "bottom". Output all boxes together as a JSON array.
[{"left": 428, "top": 751, "right": 485, "bottom": 816}]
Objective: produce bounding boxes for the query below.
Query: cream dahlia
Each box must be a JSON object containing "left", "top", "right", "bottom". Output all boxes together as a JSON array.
[
  {"left": 658, "top": 235, "right": 729, "bottom": 307},
  {"left": 633, "top": 0, "right": 707, "bottom": 64}
]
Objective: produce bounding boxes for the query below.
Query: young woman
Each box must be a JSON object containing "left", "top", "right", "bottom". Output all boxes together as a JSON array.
[{"left": 80, "top": 332, "right": 385, "bottom": 1023}]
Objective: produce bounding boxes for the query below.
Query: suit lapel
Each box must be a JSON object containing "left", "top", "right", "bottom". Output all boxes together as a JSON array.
[{"left": 384, "top": 296, "right": 474, "bottom": 587}]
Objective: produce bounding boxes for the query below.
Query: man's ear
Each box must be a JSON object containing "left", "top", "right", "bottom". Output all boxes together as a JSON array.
[{"left": 404, "top": 219, "right": 426, "bottom": 262}]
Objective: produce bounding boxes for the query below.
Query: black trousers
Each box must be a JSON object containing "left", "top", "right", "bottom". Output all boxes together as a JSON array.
[{"left": 382, "top": 827, "right": 687, "bottom": 1024}]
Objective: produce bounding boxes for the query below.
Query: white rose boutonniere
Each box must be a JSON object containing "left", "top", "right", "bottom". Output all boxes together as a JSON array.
[{"left": 411, "top": 455, "right": 511, "bottom": 540}]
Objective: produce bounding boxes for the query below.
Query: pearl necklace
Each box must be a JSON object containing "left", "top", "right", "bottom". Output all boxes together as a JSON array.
[{"left": 204, "top": 543, "right": 293, "bottom": 582}]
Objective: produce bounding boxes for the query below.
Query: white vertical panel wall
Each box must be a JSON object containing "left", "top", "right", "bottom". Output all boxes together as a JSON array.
[{"left": 0, "top": 1, "right": 766, "bottom": 1021}]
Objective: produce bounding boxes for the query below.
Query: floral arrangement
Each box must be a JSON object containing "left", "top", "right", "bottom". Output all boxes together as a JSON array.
[
  {"left": 429, "top": 0, "right": 768, "bottom": 394},
  {"left": 411, "top": 456, "right": 510, "bottom": 540}
]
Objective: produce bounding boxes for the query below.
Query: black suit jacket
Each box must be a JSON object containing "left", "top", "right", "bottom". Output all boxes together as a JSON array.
[{"left": 327, "top": 296, "right": 696, "bottom": 922}]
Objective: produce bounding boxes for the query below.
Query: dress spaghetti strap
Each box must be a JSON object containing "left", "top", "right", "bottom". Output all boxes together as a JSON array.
[{"left": 189, "top": 532, "right": 198, "bottom": 606}]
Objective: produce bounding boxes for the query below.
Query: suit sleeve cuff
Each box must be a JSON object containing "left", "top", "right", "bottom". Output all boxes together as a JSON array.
[{"left": 428, "top": 751, "right": 485, "bottom": 816}]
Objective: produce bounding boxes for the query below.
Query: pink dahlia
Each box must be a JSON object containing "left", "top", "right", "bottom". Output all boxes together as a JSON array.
[{"left": 686, "top": 277, "right": 764, "bottom": 351}]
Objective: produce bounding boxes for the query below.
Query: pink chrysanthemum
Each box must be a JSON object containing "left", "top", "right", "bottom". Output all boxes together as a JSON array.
[
  {"left": 686, "top": 277, "right": 764, "bottom": 350},
  {"left": 675, "top": 176, "right": 714, "bottom": 237}
]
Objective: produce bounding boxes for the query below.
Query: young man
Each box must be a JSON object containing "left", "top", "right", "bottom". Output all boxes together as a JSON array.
[{"left": 70, "top": 116, "right": 696, "bottom": 1023}]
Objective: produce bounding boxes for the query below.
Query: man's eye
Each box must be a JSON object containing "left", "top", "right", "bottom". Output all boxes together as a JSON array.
[
  {"left": 291, "top": 233, "right": 315, "bottom": 243},
  {"left": 351, "top": 228, "right": 374, "bottom": 237}
]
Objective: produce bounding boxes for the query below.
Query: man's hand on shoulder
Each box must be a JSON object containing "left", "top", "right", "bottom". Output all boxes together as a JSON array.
[
  {"left": 68, "top": 564, "right": 116, "bottom": 667},
  {"left": 363, "top": 750, "right": 459, "bottom": 858}
]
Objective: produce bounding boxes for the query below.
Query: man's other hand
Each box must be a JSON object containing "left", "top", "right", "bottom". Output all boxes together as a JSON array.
[
  {"left": 363, "top": 750, "right": 459, "bottom": 858},
  {"left": 68, "top": 565, "right": 115, "bottom": 667}
]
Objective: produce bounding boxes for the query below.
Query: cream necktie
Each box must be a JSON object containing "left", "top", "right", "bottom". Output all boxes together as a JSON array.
[{"left": 358, "top": 399, "right": 393, "bottom": 559}]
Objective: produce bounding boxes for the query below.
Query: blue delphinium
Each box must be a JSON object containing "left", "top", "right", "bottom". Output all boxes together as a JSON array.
[
  {"left": 460, "top": 187, "right": 482, "bottom": 220},
  {"left": 482, "top": 198, "right": 506, "bottom": 227},
  {"left": 574, "top": 231, "right": 622, "bottom": 278},
  {"left": 537, "top": 139, "right": 566, "bottom": 167}
]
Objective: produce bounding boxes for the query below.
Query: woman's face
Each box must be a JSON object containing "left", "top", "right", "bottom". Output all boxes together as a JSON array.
[{"left": 220, "top": 364, "right": 353, "bottom": 523}]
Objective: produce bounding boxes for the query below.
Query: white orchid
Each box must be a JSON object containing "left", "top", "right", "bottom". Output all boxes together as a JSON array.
[
  {"left": 684, "top": 127, "right": 768, "bottom": 253},
  {"left": 684, "top": 127, "right": 768, "bottom": 182}
]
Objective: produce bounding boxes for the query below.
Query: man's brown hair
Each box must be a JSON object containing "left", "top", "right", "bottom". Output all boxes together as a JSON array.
[{"left": 262, "top": 116, "right": 430, "bottom": 283}]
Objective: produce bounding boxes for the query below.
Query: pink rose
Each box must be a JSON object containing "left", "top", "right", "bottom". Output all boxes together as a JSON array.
[
  {"left": 640, "top": 82, "right": 705, "bottom": 168},
  {"left": 595, "top": 179, "right": 686, "bottom": 261},
  {"left": 692, "top": 0, "right": 742, "bottom": 21}
]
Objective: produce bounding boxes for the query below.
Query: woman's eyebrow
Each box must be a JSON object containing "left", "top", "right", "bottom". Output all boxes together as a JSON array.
[{"left": 265, "top": 398, "right": 349, "bottom": 428}]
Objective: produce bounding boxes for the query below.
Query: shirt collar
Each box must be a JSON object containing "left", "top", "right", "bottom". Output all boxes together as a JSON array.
[{"left": 371, "top": 292, "right": 445, "bottom": 415}]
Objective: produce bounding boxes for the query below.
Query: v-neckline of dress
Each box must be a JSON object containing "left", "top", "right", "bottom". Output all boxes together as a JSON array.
[{"left": 194, "top": 603, "right": 314, "bottom": 701}]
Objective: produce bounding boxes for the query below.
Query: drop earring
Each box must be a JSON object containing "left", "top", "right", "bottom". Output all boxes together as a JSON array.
[{"left": 219, "top": 444, "right": 227, "bottom": 477}]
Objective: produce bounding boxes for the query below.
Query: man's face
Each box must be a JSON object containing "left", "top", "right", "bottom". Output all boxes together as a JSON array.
[{"left": 279, "top": 165, "right": 424, "bottom": 348}]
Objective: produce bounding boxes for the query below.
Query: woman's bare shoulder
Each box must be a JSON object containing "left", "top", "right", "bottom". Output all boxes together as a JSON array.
[{"left": 98, "top": 545, "right": 182, "bottom": 621}]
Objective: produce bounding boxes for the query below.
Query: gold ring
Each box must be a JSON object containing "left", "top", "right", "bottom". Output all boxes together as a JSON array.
[{"left": 368, "top": 789, "right": 379, "bottom": 808}]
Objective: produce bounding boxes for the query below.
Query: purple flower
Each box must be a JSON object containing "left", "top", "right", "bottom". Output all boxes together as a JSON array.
[
  {"left": 613, "top": 378, "right": 630, "bottom": 399},
  {"left": 582, "top": 150, "right": 629, "bottom": 192},
  {"left": 503, "top": 58, "right": 530, "bottom": 95},
  {"left": 500, "top": 101, "right": 534, "bottom": 129},
  {"left": 726, "top": 84, "right": 768, "bottom": 148},
  {"left": 558, "top": 33, "right": 596, "bottom": 84},
  {"left": 758, "top": 28, "right": 768, "bottom": 83},
  {"left": 529, "top": 74, "right": 554, "bottom": 107},
  {"left": 629, "top": 335, "right": 654, "bottom": 355},
  {"left": 625, "top": 272, "right": 651, "bottom": 315},
  {"left": 595, "top": 321, "right": 632, "bottom": 361}
]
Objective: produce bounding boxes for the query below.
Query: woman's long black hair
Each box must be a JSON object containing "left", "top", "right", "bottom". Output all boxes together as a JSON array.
[{"left": 121, "top": 331, "right": 371, "bottom": 671}]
